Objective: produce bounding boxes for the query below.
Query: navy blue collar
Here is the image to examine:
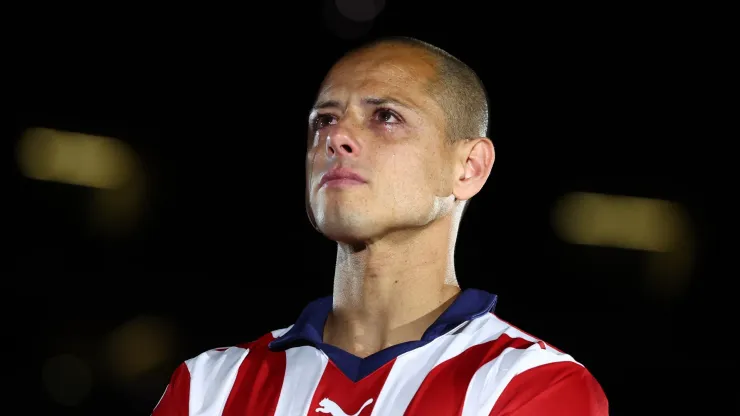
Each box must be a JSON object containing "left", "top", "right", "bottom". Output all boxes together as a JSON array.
[{"left": 268, "top": 288, "right": 497, "bottom": 381}]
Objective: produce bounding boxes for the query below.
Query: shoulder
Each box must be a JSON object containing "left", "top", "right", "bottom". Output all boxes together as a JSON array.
[
  {"left": 465, "top": 313, "right": 608, "bottom": 415},
  {"left": 182, "top": 325, "right": 292, "bottom": 379},
  {"left": 467, "top": 312, "right": 575, "bottom": 367},
  {"left": 151, "top": 326, "right": 292, "bottom": 415}
]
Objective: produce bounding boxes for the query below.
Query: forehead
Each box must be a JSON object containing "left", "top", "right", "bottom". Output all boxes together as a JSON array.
[{"left": 318, "top": 44, "right": 440, "bottom": 109}]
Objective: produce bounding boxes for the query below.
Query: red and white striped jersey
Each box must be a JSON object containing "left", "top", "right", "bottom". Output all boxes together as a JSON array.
[{"left": 152, "top": 289, "right": 607, "bottom": 415}]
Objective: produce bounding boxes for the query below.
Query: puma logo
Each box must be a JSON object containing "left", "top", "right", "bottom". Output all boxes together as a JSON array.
[{"left": 315, "top": 397, "right": 374, "bottom": 416}]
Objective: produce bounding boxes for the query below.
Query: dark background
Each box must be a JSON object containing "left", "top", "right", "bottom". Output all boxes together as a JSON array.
[{"left": 8, "top": 1, "right": 733, "bottom": 415}]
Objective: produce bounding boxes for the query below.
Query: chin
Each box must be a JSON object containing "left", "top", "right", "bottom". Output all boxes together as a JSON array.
[
  {"left": 311, "top": 199, "right": 374, "bottom": 241},
  {"left": 315, "top": 216, "right": 380, "bottom": 245},
  {"left": 317, "top": 223, "right": 373, "bottom": 245}
]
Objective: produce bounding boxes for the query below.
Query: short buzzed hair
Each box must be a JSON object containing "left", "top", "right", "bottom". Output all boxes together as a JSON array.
[{"left": 353, "top": 36, "right": 490, "bottom": 142}]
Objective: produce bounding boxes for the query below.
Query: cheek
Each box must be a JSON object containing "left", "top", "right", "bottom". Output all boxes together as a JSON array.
[
  {"left": 305, "top": 150, "right": 314, "bottom": 187},
  {"left": 306, "top": 147, "right": 326, "bottom": 182},
  {"left": 377, "top": 149, "right": 440, "bottom": 203}
]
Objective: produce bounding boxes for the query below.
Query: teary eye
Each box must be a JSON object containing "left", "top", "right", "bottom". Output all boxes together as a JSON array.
[
  {"left": 374, "top": 108, "right": 401, "bottom": 124},
  {"left": 313, "top": 114, "right": 337, "bottom": 130}
]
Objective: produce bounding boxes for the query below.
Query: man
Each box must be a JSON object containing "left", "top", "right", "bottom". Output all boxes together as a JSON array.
[{"left": 152, "top": 37, "right": 608, "bottom": 415}]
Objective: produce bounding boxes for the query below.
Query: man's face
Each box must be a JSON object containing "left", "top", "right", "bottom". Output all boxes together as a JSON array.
[{"left": 306, "top": 45, "right": 457, "bottom": 244}]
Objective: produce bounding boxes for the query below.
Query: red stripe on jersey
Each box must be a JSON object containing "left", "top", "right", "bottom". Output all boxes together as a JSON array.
[
  {"left": 488, "top": 361, "right": 608, "bottom": 416},
  {"left": 152, "top": 362, "right": 190, "bottom": 416},
  {"left": 222, "top": 334, "right": 287, "bottom": 416},
  {"left": 309, "top": 359, "right": 394, "bottom": 416},
  {"left": 404, "top": 334, "right": 535, "bottom": 415}
]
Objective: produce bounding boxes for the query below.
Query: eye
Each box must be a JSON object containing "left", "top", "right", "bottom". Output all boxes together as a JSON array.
[
  {"left": 374, "top": 108, "right": 402, "bottom": 124},
  {"left": 312, "top": 114, "right": 337, "bottom": 130}
]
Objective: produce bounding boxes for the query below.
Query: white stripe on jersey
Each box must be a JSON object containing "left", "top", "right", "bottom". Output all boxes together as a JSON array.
[
  {"left": 271, "top": 325, "right": 292, "bottom": 339},
  {"left": 185, "top": 347, "right": 250, "bottom": 416},
  {"left": 462, "top": 346, "right": 576, "bottom": 416},
  {"left": 273, "top": 346, "right": 329, "bottom": 416},
  {"left": 460, "top": 314, "right": 578, "bottom": 415}
]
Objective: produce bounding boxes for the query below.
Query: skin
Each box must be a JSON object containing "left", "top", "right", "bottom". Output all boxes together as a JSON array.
[{"left": 306, "top": 43, "right": 495, "bottom": 358}]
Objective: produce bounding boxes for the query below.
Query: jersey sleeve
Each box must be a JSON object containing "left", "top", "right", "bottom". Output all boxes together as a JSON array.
[
  {"left": 489, "top": 361, "right": 608, "bottom": 416},
  {"left": 152, "top": 362, "right": 191, "bottom": 416}
]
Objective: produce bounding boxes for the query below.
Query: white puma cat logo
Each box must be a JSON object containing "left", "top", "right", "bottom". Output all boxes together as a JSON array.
[{"left": 315, "top": 397, "right": 374, "bottom": 416}]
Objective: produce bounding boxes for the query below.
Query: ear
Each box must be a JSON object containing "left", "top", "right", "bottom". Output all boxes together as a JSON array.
[{"left": 452, "top": 138, "right": 495, "bottom": 201}]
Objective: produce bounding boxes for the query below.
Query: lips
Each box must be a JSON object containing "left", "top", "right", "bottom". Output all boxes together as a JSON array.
[{"left": 318, "top": 167, "right": 367, "bottom": 188}]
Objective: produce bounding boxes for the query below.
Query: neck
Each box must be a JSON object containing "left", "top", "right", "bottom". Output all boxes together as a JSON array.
[{"left": 324, "top": 215, "right": 462, "bottom": 358}]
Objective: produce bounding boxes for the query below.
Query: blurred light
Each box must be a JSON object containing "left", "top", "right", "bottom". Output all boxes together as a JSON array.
[
  {"left": 42, "top": 354, "right": 92, "bottom": 406},
  {"left": 552, "top": 192, "right": 690, "bottom": 252},
  {"left": 17, "top": 127, "right": 147, "bottom": 236},
  {"left": 105, "top": 316, "right": 175, "bottom": 381},
  {"left": 17, "top": 127, "right": 137, "bottom": 189},
  {"left": 552, "top": 191, "right": 696, "bottom": 298}
]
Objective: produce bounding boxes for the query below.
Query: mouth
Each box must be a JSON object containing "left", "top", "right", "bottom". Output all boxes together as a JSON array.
[{"left": 318, "top": 167, "right": 367, "bottom": 189}]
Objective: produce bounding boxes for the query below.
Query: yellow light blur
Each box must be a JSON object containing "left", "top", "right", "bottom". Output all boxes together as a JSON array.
[
  {"left": 104, "top": 316, "right": 175, "bottom": 381},
  {"left": 17, "top": 126, "right": 147, "bottom": 236},
  {"left": 552, "top": 192, "right": 689, "bottom": 252},
  {"left": 17, "top": 127, "right": 136, "bottom": 189}
]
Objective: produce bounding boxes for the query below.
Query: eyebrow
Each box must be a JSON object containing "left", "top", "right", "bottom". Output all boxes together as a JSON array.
[{"left": 313, "top": 96, "right": 417, "bottom": 111}]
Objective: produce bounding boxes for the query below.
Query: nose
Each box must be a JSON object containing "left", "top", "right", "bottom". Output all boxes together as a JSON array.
[{"left": 326, "top": 127, "right": 360, "bottom": 159}]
